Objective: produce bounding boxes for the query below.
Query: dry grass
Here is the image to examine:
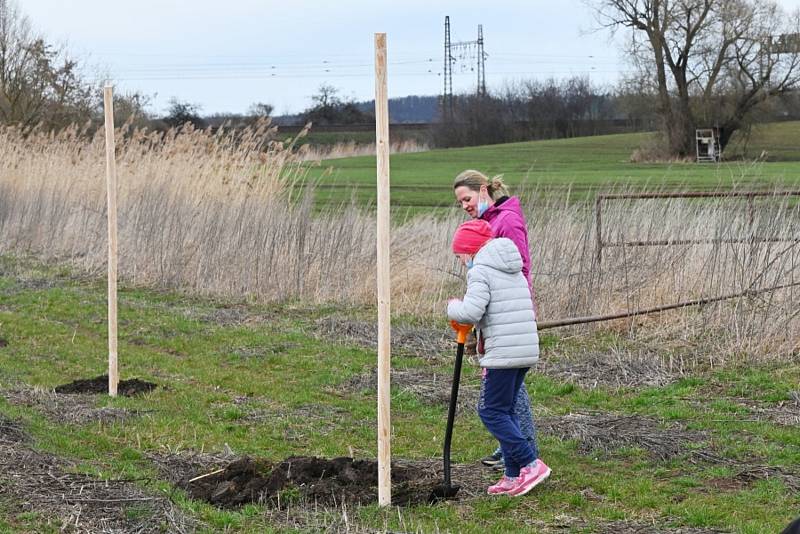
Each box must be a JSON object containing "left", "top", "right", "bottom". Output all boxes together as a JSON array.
[
  {"left": 299, "top": 138, "right": 429, "bottom": 161},
  {"left": 1, "top": 124, "right": 799, "bottom": 363},
  {"left": 0, "top": 411, "right": 197, "bottom": 533}
]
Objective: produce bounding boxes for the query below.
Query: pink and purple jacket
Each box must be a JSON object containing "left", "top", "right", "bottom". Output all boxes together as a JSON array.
[{"left": 480, "top": 196, "right": 537, "bottom": 311}]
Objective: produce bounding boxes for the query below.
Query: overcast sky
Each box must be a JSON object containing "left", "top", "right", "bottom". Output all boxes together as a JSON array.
[{"left": 21, "top": 0, "right": 800, "bottom": 116}]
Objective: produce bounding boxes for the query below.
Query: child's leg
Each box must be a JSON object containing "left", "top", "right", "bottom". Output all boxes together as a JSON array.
[
  {"left": 479, "top": 368, "right": 536, "bottom": 478},
  {"left": 513, "top": 381, "right": 539, "bottom": 460},
  {"left": 510, "top": 369, "right": 538, "bottom": 460}
]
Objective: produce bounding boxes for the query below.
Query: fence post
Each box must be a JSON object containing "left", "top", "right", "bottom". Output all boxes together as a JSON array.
[
  {"left": 374, "top": 32, "right": 392, "bottom": 508},
  {"left": 103, "top": 84, "right": 119, "bottom": 398},
  {"left": 595, "top": 194, "right": 603, "bottom": 268}
]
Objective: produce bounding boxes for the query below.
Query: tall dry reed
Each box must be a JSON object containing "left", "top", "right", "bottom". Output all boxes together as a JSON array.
[
  {"left": 298, "top": 138, "right": 429, "bottom": 161},
  {"left": 1, "top": 124, "right": 798, "bottom": 362}
]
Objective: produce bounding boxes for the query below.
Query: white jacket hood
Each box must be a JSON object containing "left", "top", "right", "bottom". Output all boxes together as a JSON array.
[{"left": 474, "top": 238, "right": 523, "bottom": 274}]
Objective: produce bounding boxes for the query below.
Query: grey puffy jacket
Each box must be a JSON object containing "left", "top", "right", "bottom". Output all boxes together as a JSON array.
[{"left": 447, "top": 238, "right": 539, "bottom": 368}]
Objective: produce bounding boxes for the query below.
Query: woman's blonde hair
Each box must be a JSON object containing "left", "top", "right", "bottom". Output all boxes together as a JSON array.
[{"left": 453, "top": 169, "right": 509, "bottom": 200}]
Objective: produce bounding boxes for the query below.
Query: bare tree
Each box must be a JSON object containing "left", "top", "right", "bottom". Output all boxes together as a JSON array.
[
  {"left": 163, "top": 98, "right": 204, "bottom": 128},
  {"left": 0, "top": 0, "right": 95, "bottom": 129},
  {"left": 247, "top": 102, "right": 273, "bottom": 118},
  {"left": 590, "top": 0, "right": 800, "bottom": 156}
]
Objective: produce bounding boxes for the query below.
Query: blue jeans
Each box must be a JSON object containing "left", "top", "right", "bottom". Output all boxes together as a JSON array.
[
  {"left": 478, "top": 368, "right": 537, "bottom": 477},
  {"left": 487, "top": 380, "right": 539, "bottom": 460}
]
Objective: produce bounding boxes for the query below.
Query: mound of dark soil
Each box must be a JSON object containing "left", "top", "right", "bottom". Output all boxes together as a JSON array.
[
  {"left": 55, "top": 375, "right": 157, "bottom": 396},
  {"left": 0, "top": 337, "right": 8, "bottom": 347},
  {"left": 184, "top": 456, "right": 443, "bottom": 508}
]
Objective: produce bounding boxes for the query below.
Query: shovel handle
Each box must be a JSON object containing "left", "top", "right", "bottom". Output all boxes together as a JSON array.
[{"left": 443, "top": 340, "right": 464, "bottom": 488}]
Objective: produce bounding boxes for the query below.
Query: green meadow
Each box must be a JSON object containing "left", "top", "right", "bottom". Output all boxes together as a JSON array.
[{"left": 307, "top": 121, "right": 800, "bottom": 210}]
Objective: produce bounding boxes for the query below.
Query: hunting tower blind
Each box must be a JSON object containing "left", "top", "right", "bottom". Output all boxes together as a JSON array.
[{"left": 696, "top": 128, "right": 721, "bottom": 163}]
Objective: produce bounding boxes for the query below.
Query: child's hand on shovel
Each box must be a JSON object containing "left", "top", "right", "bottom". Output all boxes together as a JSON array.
[{"left": 449, "top": 320, "right": 473, "bottom": 345}]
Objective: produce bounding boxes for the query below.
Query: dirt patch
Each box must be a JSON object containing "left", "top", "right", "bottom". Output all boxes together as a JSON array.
[
  {"left": 155, "top": 452, "right": 493, "bottom": 509},
  {"left": 183, "top": 457, "right": 435, "bottom": 508},
  {"left": 0, "top": 413, "right": 28, "bottom": 444},
  {"left": 701, "top": 476, "right": 748, "bottom": 492},
  {"left": 538, "top": 413, "right": 721, "bottom": 462},
  {"left": 336, "top": 367, "right": 480, "bottom": 412},
  {"left": 692, "top": 465, "right": 800, "bottom": 496},
  {"left": 734, "top": 464, "right": 800, "bottom": 493},
  {"left": 535, "top": 350, "right": 681, "bottom": 389},
  {"left": 0, "top": 417, "right": 197, "bottom": 532},
  {"left": 685, "top": 391, "right": 800, "bottom": 426},
  {"left": 730, "top": 393, "right": 800, "bottom": 426},
  {"left": 544, "top": 516, "right": 729, "bottom": 533},
  {"left": 55, "top": 375, "right": 158, "bottom": 396},
  {"left": 313, "top": 317, "right": 453, "bottom": 358},
  {"left": 182, "top": 456, "right": 460, "bottom": 508},
  {"left": 0, "top": 337, "right": 8, "bottom": 347},
  {"left": 3, "top": 387, "right": 140, "bottom": 425},
  {"left": 148, "top": 450, "right": 235, "bottom": 486}
]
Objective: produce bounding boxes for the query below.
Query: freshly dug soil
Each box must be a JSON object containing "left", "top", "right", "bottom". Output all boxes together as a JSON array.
[
  {"left": 183, "top": 456, "right": 449, "bottom": 508},
  {"left": 55, "top": 375, "right": 157, "bottom": 396},
  {"left": 0, "top": 337, "right": 8, "bottom": 347}
]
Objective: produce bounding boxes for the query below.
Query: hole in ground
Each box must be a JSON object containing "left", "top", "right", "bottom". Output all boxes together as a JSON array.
[{"left": 54, "top": 375, "right": 157, "bottom": 396}]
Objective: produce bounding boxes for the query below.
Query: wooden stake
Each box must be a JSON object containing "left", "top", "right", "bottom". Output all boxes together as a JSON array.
[
  {"left": 374, "top": 33, "right": 391, "bottom": 507},
  {"left": 103, "top": 84, "right": 119, "bottom": 397}
]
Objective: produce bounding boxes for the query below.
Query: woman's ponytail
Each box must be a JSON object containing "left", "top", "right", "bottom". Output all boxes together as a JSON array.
[{"left": 487, "top": 175, "right": 509, "bottom": 200}]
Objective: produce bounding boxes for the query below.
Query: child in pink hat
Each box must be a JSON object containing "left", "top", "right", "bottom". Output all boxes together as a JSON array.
[{"left": 448, "top": 219, "right": 550, "bottom": 496}]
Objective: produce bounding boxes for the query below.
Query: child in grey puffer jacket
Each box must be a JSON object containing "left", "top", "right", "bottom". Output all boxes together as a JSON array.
[{"left": 447, "top": 219, "right": 551, "bottom": 497}]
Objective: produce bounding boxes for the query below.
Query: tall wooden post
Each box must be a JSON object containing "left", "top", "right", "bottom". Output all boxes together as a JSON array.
[
  {"left": 374, "top": 33, "right": 392, "bottom": 507},
  {"left": 103, "top": 84, "right": 119, "bottom": 397}
]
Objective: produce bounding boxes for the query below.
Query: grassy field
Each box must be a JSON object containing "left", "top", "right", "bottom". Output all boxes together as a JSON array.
[
  {"left": 306, "top": 121, "right": 800, "bottom": 210},
  {"left": 0, "top": 256, "right": 798, "bottom": 533}
]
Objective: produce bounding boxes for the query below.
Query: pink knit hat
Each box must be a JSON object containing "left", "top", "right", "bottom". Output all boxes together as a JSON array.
[{"left": 452, "top": 219, "right": 493, "bottom": 254}]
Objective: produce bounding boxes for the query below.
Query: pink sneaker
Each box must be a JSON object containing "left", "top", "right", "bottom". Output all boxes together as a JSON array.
[
  {"left": 487, "top": 475, "right": 517, "bottom": 495},
  {"left": 507, "top": 460, "right": 551, "bottom": 497}
]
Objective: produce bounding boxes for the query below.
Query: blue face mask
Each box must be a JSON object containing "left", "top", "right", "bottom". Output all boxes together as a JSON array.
[
  {"left": 477, "top": 198, "right": 490, "bottom": 217},
  {"left": 466, "top": 258, "right": 474, "bottom": 270}
]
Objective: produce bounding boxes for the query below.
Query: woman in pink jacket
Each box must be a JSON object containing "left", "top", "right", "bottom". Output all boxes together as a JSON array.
[{"left": 453, "top": 169, "right": 542, "bottom": 473}]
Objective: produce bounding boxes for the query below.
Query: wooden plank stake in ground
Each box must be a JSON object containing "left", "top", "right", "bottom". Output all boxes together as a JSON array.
[
  {"left": 103, "top": 84, "right": 119, "bottom": 397},
  {"left": 374, "top": 32, "right": 392, "bottom": 507}
]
